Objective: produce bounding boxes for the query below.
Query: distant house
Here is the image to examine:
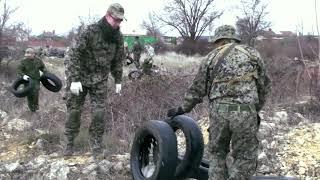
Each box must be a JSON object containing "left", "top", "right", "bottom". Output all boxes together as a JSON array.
[
  {"left": 257, "top": 29, "right": 296, "bottom": 41},
  {"left": 28, "top": 37, "right": 67, "bottom": 49},
  {"left": 27, "top": 30, "right": 68, "bottom": 50},
  {"left": 1, "top": 35, "right": 16, "bottom": 47},
  {"left": 279, "top": 31, "right": 296, "bottom": 37}
]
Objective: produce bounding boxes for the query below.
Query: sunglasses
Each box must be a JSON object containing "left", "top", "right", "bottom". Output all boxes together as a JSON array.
[{"left": 111, "top": 15, "right": 123, "bottom": 23}]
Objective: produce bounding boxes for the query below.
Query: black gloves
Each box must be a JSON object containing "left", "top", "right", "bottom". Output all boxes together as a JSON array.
[{"left": 167, "top": 106, "right": 185, "bottom": 117}]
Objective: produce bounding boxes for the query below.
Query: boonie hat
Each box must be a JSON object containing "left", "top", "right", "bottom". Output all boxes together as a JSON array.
[{"left": 211, "top": 25, "right": 241, "bottom": 43}]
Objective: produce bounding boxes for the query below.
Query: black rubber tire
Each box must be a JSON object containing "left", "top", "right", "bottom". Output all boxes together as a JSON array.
[
  {"left": 184, "top": 157, "right": 209, "bottom": 180},
  {"left": 10, "top": 77, "right": 34, "bottom": 98},
  {"left": 40, "top": 72, "right": 62, "bottom": 92},
  {"left": 164, "top": 115, "right": 204, "bottom": 180},
  {"left": 128, "top": 70, "right": 143, "bottom": 80},
  {"left": 130, "top": 120, "right": 178, "bottom": 180}
]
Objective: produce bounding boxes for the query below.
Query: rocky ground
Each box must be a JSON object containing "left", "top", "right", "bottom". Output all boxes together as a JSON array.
[
  {"left": 197, "top": 109, "right": 320, "bottom": 179},
  {"left": 0, "top": 58, "right": 319, "bottom": 179},
  {"left": 1, "top": 102, "right": 320, "bottom": 179}
]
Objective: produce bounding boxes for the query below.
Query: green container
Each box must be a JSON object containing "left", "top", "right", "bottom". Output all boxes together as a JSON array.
[{"left": 124, "top": 35, "right": 158, "bottom": 50}]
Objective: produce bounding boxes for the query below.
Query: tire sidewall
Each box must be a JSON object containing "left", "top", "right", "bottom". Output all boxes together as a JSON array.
[
  {"left": 10, "top": 77, "right": 35, "bottom": 98},
  {"left": 40, "top": 72, "right": 62, "bottom": 92},
  {"left": 165, "top": 115, "right": 205, "bottom": 179},
  {"left": 130, "top": 120, "right": 178, "bottom": 180},
  {"left": 128, "top": 70, "right": 143, "bottom": 80}
]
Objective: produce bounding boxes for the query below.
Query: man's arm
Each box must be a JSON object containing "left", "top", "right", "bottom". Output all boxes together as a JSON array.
[
  {"left": 111, "top": 33, "right": 124, "bottom": 84},
  {"left": 182, "top": 58, "right": 209, "bottom": 112},
  {"left": 66, "top": 30, "right": 90, "bottom": 82},
  {"left": 17, "top": 61, "right": 25, "bottom": 77},
  {"left": 255, "top": 52, "right": 271, "bottom": 112}
]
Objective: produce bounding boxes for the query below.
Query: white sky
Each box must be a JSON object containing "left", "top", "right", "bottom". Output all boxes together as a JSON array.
[{"left": 7, "top": 0, "right": 320, "bottom": 36}]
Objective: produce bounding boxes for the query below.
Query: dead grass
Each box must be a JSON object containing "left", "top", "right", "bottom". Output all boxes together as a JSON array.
[{"left": 1, "top": 50, "right": 318, "bottom": 159}]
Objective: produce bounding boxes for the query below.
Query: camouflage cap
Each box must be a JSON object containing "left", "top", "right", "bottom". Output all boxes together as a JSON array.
[
  {"left": 24, "top": 48, "right": 35, "bottom": 57},
  {"left": 211, "top": 25, "right": 241, "bottom": 43},
  {"left": 107, "top": 3, "right": 125, "bottom": 20}
]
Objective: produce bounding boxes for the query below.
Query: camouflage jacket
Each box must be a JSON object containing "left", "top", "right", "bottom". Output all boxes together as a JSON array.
[
  {"left": 182, "top": 43, "right": 271, "bottom": 112},
  {"left": 17, "top": 57, "right": 47, "bottom": 80},
  {"left": 65, "top": 17, "right": 124, "bottom": 86},
  {"left": 124, "top": 47, "right": 130, "bottom": 58},
  {"left": 132, "top": 40, "right": 143, "bottom": 55}
]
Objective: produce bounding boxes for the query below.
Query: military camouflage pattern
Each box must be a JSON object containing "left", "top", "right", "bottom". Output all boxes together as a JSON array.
[
  {"left": 64, "top": 82, "right": 107, "bottom": 151},
  {"left": 64, "top": 17, "right": 124, "bottom": 153},
  {"left": 142, "top": 57, "right": 153, "bottom": 75},
  {"left": 208, "top": 103, "right": 259, "bottom": 180},
  {"left": 132, "top": 38, "right": 144, "bottom": 68},
  {"left": 65, "top": 17, "right": 124, "bottom": 86},
  {"left": 211, "top": 25, "right": 241, "bottom": 43},
  {"left": 17, "top": 57, "right": 47, "bottom": 112},
  {"left": 107, "top": 3, "right": 125, "bottom": 20},
  {"left": 123, "top": 45, "right": 134, "bottom": 65},
  {"left": 18, "top": 57, "right": 47, "bottom": 80},
  {"left": 26, "top": 82, "right": 40, "bottom": 112},
  {"left": 180, "top": 38, "right": 271, "bottom": 179}
]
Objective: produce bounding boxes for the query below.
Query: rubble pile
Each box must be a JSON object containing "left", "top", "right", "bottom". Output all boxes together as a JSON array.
[{"left": 278, "top": 123, "right": 320, "bottom": 177}]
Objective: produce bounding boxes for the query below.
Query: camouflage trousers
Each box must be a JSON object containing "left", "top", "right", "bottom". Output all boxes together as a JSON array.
[
  {"left": 208, "top": 103, "right": 259, "bottom": 180},
  {"left": 133, "top": 53, "right": 141, "bottom": 69},
  {"left": 64, "top": 82, "right": 108, "bottom": 147},
  {"left": 27, "top": 81, "right": 40, "bottom": 112},
  {"left": 142, "top": 58, "right": 153, "bottom": 75}
]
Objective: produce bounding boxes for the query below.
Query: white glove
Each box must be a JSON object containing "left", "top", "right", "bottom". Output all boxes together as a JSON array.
[
  {"left": 23, "top": 75, "right": 30, "bottom": 80},
  {"left": 115, "top": 84, "right": 122, "bottom": 94},
  {"left": 39, "top": 71, "right": 43, "bottom": 76},
  {"left": 70, "top": 82, "right": 83, "bottom": 96}
]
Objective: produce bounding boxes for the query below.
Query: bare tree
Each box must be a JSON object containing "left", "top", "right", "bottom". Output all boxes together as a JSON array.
[
  {"left": 155, "top": 0, "right": 222, "bottom": 42},
  {"left": 66, "top": 14, "right": 99, "bottom": 46},
  {"left": 315, "top": 0, "right": 320, "bottom": 60},
  {"left": 0, "top": 0, "right": 18, "bottom": 46},
  {"left": 141, "top": 13, "right": 162, "bottom": 37},
  {"left": 236, "top": 0, "right": 271, "bottom": 47}
]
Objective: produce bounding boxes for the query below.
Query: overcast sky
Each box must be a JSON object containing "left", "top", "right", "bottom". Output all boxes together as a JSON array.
[{"left": 7, "top": 0, "right": 320, "bottom": 36}]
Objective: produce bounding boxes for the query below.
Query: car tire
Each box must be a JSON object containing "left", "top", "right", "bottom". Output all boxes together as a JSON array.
[
  {"left": 185, "top": 157, "right": 209, "bottom": 180},
  {"left": 10, "top": 77, "right": 34, "bottom": 98},
  {"left": 40, "top": 73, "right": 62, "bottom": 92},
  {"left": 128, "top": 70, "right": 143, "bottom": 80},
  {"left": 130, "top": 120, "right": 178, "bottom": 180},
  {"left": 164, "top": 115, "right": 204, "bottom": 180}
]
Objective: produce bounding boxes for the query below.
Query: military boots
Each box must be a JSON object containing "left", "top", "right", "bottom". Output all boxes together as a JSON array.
[{"left": 63, "top": 143, "right": 74, "bottom": 156}]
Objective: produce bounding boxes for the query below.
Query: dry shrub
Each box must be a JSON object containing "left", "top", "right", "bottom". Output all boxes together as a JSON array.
[
  {"left": 174, "top": 39, "right": 212, "bottom": 56},
  {"left": 257, "top": 36, "right": 319, "bottom": 60}
]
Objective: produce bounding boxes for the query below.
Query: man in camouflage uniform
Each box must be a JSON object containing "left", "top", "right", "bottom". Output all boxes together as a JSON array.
[
  {"left": 17, "top": 47, "right": 47, "bottom": 112},
  {"left": 124, "top": 42, "right": 134, "bottom": 65},
  {"left": 64, "top": 3, "right": 125, "bottom": 156},
  {"left": 142, "top": 44, "right": 155, "bottom": 75},
  {"left": 132, "top": 36, "right": 144, "bottom": 69},
  {"left": 167, "top": 25, "right": 271, "bottom": 179}
]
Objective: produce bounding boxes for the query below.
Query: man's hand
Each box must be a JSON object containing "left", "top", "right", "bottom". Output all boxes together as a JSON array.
[
  {"left": 167, "top": 106, "right": 185, "bottom": 118},
  {"left": 39, "top": 70, "right": 43, "bottom": 76},
  {"left": 70, "top": 82, "right": 83, "bottom": 96},
  {"left": 23, "top": 75, "right": 30, "bottom": 81},
  {"left": 116, "top": 84, "right": 122, "bottom": 94}
]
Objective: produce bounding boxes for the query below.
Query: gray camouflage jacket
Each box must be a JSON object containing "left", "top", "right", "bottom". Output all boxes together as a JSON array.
[{"left": 182, "top": 42, "right": 271, "bottom": 112}]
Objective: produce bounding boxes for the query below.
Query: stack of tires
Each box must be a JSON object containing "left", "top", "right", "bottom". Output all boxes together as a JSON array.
[
  {"left": 130, "top": 115, "right": 209, "bottom": 180},
  {"left": 9, "top": 72, "right": 62, "bottom": 97}
]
